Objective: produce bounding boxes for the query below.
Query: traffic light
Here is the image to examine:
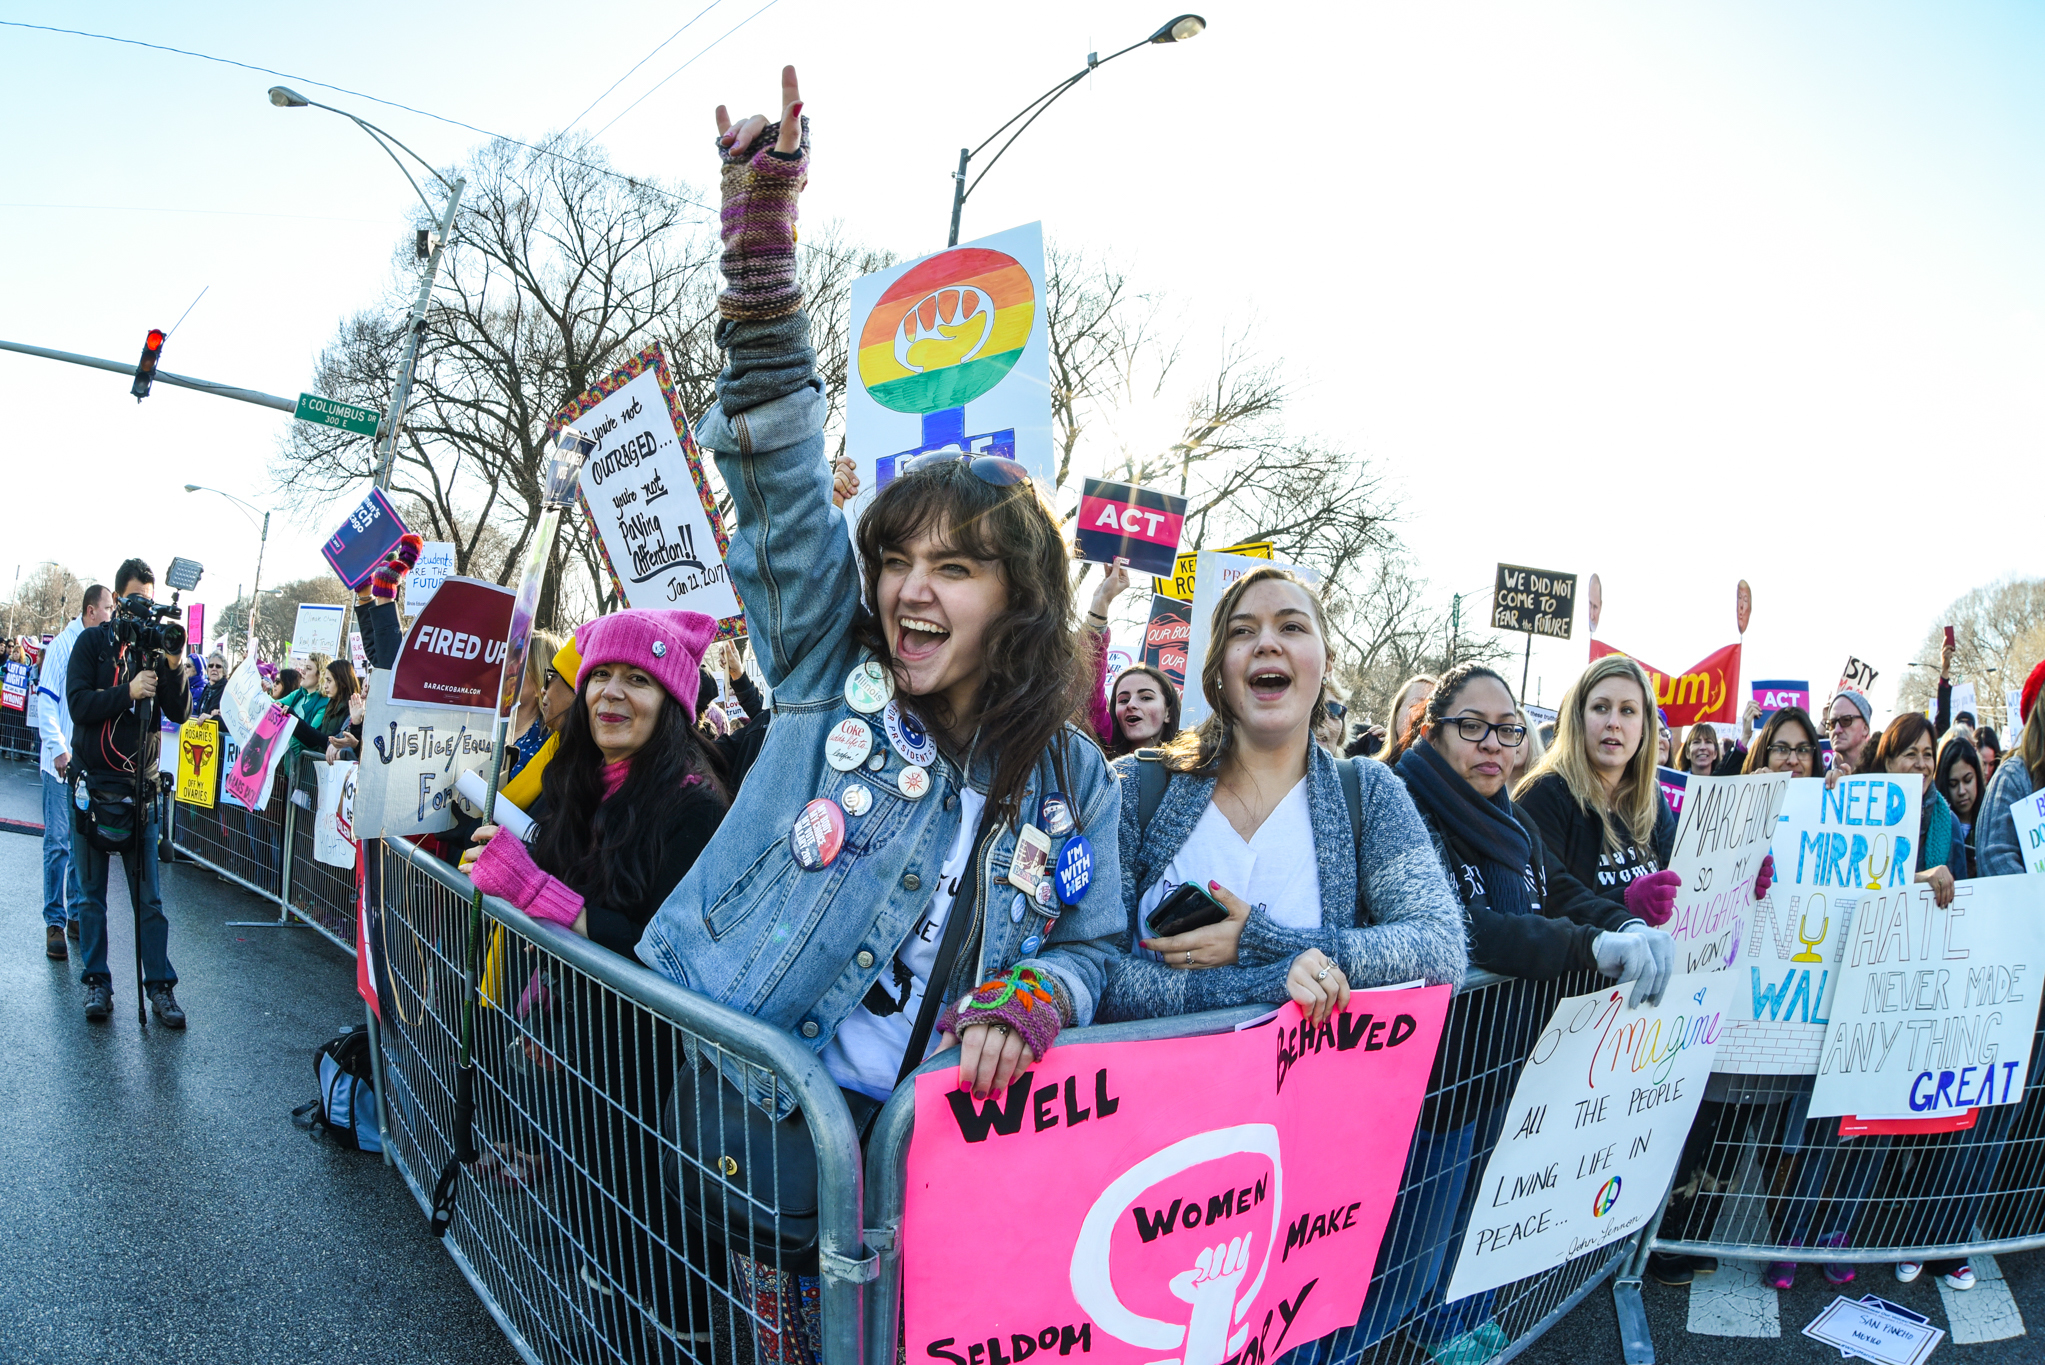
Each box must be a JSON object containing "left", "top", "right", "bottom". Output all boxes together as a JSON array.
[{"left": 131, "top": 328, "right": 166, "bottom": 401}]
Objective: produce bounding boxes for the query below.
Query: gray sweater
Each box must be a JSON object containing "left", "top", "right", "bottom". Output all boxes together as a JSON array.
[
  {"left": 1978, "top": 755, "right": 2036, "bottom": 877},
  {"left": 1095, "top": 744, "right": 1467, "bottom": 1022}
]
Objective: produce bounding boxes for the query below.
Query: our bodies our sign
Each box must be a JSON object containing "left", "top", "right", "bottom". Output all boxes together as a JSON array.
[
  {"left": 1661, "top": 770, "right": 1790, "bottom": 976},
  {"left": 2010, "top": 790, "right": 2045, "bottom": 874},
  {"left": 1491, "top": 564, "right": 1576, "bottom": 639},
  {"left": 1810, "top": 875, "right": 2045, "bottom": 1119},
  {"left": 1589, "top": 640, "right": 1742, "bottom": 727},
  {"left": 554, "top": 345, "right": 743, "bottom": 632},
  {"left": 1181, "top": 552, "right": 1317, "bottom": 729},
  {"left": 1075, "top": 480, "right": 1187, "bottom": 576},
  {"left": 1442, "top": 975, "right": 1729, "bottom": 1302},
  {"left": 389, "top": 577, "right": 515, "bottom": 711},
  {"left": 352, "top": 669, "right": 497, "bottom": 837},
  {"left": 904, "top": 995, "right": 1450, "bottom": 1365},
  {"left": 1141, "top": 597, "right": 1192, "bottom": 693},
  {"left": 845, "top": 223, "right": 1052, "bottom": 495},
  {"left": 1712, "top": 776, "right": 1920, "bottom": 1075}
]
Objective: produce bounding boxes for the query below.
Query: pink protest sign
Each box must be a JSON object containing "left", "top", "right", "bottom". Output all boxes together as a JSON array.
[
  {"left": 903, "top": 993, "right": 1450, "bottom": 1365},
  {"left": 223, "top": 702, "right": 293, "bottom": 810}
]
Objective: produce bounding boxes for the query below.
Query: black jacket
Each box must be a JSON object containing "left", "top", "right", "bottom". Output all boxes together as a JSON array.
[
  {"left": 1407, "top": 798, "right": 1628, "bottom": 979},
  {"left": 548, "top": 780, "right": 726, "bottom": 959},
  {"left": 1515, "top": 771, "right": 1677, "bottom": 915},
  {"left": 66, "top": 625, "right": 191, "bottom": 777}
]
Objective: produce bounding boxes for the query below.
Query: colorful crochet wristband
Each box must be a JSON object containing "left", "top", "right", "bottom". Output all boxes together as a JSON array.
[{"left": 937, "top": 967, "right": 1062, "bottom": 1059}]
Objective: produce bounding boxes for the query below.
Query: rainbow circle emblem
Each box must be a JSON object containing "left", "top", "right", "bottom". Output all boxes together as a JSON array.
[{"left": 856, "top": 248, "right": 1035, "bottom": 415}]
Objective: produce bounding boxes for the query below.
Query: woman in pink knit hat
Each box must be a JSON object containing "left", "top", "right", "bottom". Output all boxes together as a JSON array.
[{"left": 462, "top": 607, "right": 732, "bottom": 958}]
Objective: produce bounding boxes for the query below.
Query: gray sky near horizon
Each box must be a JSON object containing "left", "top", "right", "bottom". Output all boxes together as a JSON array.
[{"left": 3, "top": 1, "right": 2040, "bottom": 717}]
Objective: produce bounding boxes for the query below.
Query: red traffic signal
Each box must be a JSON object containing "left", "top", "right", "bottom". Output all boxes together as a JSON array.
[{"left": 131, "top": 328, "right": 166, "bottom": 401}]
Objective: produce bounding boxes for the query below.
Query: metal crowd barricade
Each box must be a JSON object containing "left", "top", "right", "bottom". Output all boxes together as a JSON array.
[
  {"left": 1615, "top": 1017, "right": 2045, "bottom": 1360},
  {"left": 0, "top": 701, "right": 36, "bottom": 761},
  {"left": 864, "top": 966, "right": 1629, "bottom": 1365},
  {"left": 372, "top": 837, "right": 870, "bottom": 1365},
  {"left": 168, "top": 751, "right": 358, "bottom": 955}
]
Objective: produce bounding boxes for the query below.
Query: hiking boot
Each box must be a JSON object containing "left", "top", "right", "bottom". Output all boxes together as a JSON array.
[
  {"left": 45, "top": 925, "right": 67, "bottom": 960},
  {"left": 65, "top": 918, "right": 79, "bottom": 941},
  {"left": 147, "top": 985, "right": 187, "bottom": 1029},
  {"left": 83, "top": 980, "right": 113, "bottom": 1022}
]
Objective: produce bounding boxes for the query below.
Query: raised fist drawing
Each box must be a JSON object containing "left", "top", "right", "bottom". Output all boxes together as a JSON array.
[{"left": 1168, "top": 1234, "right": 1253, "bottom": 1365}]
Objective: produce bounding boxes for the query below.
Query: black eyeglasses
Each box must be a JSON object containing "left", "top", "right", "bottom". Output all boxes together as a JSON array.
[
  {"left": 896, "top": 451, "right": 1031, "bottom": 486},
  {"left": 1443, "top": 716, "right": 1528, "bottom": 747},
  {"left": 1768, "top": 742, "right": 1816, "bottom": 760}
]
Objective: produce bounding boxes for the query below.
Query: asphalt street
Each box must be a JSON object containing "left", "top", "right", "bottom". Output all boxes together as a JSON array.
[
  {"left": 0, "top": 756, "right": 516, "bottom": 1364},
  {"left": 3, "top": 753, "right": 2039, "bottom": 1364}
]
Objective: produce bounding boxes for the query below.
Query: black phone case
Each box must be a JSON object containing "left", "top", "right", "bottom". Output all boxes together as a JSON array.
[{"left": 1149, "top": 882, "right": 1227, "bottom": 938}]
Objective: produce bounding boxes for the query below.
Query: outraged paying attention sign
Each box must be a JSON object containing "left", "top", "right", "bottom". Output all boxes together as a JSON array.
[
  {"left": 1443, "top": 975, "right": 1728, "bottom": 1301},
  {"left": 1075, "top": 479, "right": 1187, "bottom": 576},
  {"left": 904, "top": 994, "right": 1450, "bottom": 1365}
]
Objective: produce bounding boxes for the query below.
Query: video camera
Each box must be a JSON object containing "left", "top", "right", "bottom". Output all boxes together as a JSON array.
[{"left": 108, "top": 556, "right": 204, "bottom": 668}]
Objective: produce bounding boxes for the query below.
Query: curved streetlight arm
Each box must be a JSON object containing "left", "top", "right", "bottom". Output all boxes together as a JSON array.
[
  {"left": 307, "top": 99, "right": 454, "bottom": 198},
  {"left": 185, "top": 484, "right": 267, "bottom": 531}
]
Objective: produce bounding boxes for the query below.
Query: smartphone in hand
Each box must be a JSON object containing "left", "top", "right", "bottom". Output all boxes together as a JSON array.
[{"left": 1148, "top": 880, "right": 1228, "bottom": 938}]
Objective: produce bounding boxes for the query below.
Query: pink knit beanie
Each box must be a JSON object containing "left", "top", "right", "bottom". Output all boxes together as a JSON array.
[{"left": 573, "top": 610, "right": 722, "bottom": 720}]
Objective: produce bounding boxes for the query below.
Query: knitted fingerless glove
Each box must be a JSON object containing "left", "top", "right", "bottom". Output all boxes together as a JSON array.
[
  {"left": 936, "top": 967, "right": 1062, "bottom": 1061},
  {"left": 716, "top": 117, "right": 810, "bottom": 322},
  {"left": 370, "top": 533, "right": 426, "bottom": 602},
  {"left": 468, "top": 827, "right": 584, "bottom": 929}
]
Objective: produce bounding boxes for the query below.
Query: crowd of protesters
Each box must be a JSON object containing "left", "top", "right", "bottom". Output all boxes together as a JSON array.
[{"left": 23, "top": 65, "right": 2037, "bottom": 1365}]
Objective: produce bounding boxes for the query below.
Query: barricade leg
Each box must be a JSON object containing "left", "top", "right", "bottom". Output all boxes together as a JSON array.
[{"left": 1611, "top": 1178, "right": 1672, "bottom": 1364}]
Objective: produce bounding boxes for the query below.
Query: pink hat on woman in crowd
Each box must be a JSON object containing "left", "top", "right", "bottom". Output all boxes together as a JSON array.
[{"left": 572, "top": 610, "right": 722, "bottom": 721}]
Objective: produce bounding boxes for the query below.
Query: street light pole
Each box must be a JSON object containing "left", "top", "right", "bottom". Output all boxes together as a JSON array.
[
  {"left": 184, "top": 486, "right": 271, "bottom": 657},
  {"left": 267, "top": 86, "right": 467, "bottom": 492},
  {"left": 947, "top": 14, "right": 1205, "bottom": 247}
]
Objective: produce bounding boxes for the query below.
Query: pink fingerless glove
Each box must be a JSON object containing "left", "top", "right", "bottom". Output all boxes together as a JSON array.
[
  {"left": 467, "top": 828, "right": 584, "bottom": 929},
  {"left": 717, "top": 115, "right": 810, "bottom": 322},
  {"left": 1624, "top": 868, "right": 1682, "bottom": 927},
  {"left": 1753, "top": 853, "right": 1775, "bottom": 901},
  {"left": 936, "top": 967, "right": 1063, "bottom": 1061}
]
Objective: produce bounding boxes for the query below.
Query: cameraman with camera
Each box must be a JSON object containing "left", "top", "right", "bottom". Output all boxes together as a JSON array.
[{"left": 66, "top": 558, "right": 191, "bottom": 1027}]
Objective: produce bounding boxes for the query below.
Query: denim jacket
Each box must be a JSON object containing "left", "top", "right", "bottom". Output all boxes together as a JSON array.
[{"left": 635, "top": 382, "right": 1125, "bottom": 1116}]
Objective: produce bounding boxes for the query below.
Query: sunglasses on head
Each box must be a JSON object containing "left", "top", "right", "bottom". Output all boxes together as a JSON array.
[{"left": 896, "top": 451, "right": 1031, "bottom": 487}]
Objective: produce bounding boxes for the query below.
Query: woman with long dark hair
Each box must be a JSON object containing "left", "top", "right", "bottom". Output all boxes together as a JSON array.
[
  {"left": 1935, "top": 734, "right": 1986, "bottom": 879},
  {"left": 1098, "top": 565, "right": 1464, "bottom": 1024},
  {"left": 630, "top": 69, "right": 1127, "bottom": 1362},
  {"left": 463, "top": 610, "right": 728, "bottom": 956},
  {"left": 1106, "top": 662, "right": 1182, "bottom": 758},
  {"left": 1741, "top": 705, "right": 1825, "bottom": 778}
]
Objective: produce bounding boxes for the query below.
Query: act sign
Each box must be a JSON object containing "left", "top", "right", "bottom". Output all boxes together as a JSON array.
[
  {"left": 1492, "top": 564, "right": 1577, "bottom": 639},
  {"left": 295, "top": 393, "right": 381, "bottom": 438}
]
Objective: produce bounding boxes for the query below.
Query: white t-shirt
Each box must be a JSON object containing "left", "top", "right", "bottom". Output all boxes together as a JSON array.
[
  {"left": 824, "top": 788, "right": 988, "bottom": 1100},
  {"left": 1133, "top": 778, "right": 1322, "bottom": 961}
]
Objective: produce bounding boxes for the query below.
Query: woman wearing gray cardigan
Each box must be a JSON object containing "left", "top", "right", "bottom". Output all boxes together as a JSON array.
[{"left": 1096, "top": 567, "right": 1465, "bottom": 1024}]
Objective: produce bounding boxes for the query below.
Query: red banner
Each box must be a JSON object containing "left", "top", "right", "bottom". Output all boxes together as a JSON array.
[
  {"left": 1589, "top": 639, "right": 1742, "bottom": 727},
  {"left": 390, "top": 577, "right": 515, "bottom": 712}
]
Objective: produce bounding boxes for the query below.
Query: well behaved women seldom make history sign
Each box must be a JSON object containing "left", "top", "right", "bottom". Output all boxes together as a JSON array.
[{"left": 903, "top": 993, "right": 1451, "bottom": 1365}]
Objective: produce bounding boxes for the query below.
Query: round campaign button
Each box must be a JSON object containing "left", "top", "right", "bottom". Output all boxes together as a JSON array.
[
  {"left": 789, "top": 799, "right": 846, "bottom": 870},
  {"left": 867, "top": 750, "right": 888, "bottom": 772},
  {"left": 841, "top": 784, "right": 873, "bottom": 817},
  {"left": 1037, "top": 792, "right": 1075, "bottom": 838},
  {"left": 1033, "top": 878, "right": 1057, "bottom": 907},
  {"left": 824, "top": 716, "right": 874, "bottom": 771},
  {"left": 1054, "top": 835, "right": 1094, "bottom": 904},
  {"left": 882, "top": 700, "right": 938, "bottom": 767},
  {"left": 844, "top": 661, "right": 894, "bottom": 714},
  {"left": 1010, "top": 892, "right": 1027, "bottom": 924},
  {"left": 1019, "top": 934, "right": 1043, "bottom": 957},
  {"left": 897, "top": 765, "right": 931, "bottom": 801}
]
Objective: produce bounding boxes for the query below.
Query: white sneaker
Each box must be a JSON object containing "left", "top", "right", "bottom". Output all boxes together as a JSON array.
[
  {"left": 1942, "top": 1264, "right": 1977, "bottom": 1291},
  {"left": 1895, "top": 1262, "right": 1923, "bottom": 1283}
]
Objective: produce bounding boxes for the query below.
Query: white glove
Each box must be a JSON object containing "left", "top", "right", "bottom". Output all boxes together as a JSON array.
[{"left": 1593, "top": 927, "right": 1674, "bottom": 1008}]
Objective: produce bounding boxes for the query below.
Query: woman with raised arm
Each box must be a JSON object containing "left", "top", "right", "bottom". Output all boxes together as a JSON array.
[
  {"left": 1097, "top": 566, "right": 1464, "bottom": 1026},
  {"left": 633, "top": 69, "right": 1126, "bottom": 1361}
]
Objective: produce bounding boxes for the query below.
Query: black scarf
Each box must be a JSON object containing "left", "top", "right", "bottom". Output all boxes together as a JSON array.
[{"left": 1397, "top": 739, "right": 1537, "bottom": 918}]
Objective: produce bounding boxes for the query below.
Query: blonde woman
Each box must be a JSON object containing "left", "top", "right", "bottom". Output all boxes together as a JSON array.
[
  {"left": 1507, "top": 704, "right": 1545, "bottom": 783},
  {"left": 1376, "top": 673, "right": 1436, "bottom": 764},
  {"left": 503, "top": 628, "right": 563, "bottom": 782},
  {"left": 1512, "top": 655, "right": 1684, "bottom": 922}
]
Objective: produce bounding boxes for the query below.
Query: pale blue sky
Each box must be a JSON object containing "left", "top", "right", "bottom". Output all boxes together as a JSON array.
[{"left": 2, "top": 2, "right": 2039, "bottom": 715}]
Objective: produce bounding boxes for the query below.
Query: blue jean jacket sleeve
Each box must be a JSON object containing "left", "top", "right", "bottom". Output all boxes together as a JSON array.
[
  {"left": 1978, "top": 759, "right": 2033, "bottom": 876},
  {"left": 694, "top": 383, "right": 860, "bottom": 707},
  {"left": 1008, "top": 735, "right": 1125, "bottom": 1026}
]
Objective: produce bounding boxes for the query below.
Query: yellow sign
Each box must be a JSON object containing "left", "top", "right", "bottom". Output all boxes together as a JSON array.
[
  {"left": 1155, "top": 541, "right": 1272, "bottom": 601},
  {"left": 176, "top": 719, "right": 220, "bottom": 808}
]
